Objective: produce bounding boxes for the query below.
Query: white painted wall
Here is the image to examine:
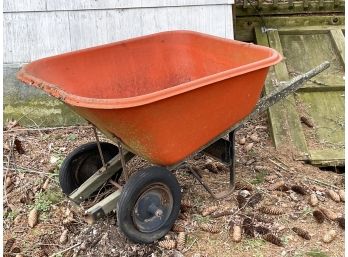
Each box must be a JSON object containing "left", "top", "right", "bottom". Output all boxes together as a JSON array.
[{"left": 4, "top": 0, "right": 234, "bottom": 65}]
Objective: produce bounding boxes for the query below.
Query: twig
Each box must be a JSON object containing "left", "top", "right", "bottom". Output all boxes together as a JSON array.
[
  {"left": 4, "top": 137, "right": 15, "bottom": 205},
  {"left": 268, "top": 159, "right": 290, "bottom": 172},
  {"left": 48, "top": 242, "right": 81, "bottom": 257},
  {"left": 305, "top": 177, "right": 340, "bottom": 190},
  {"left": 183, "top": 237, "right": 198, "bottom": 253}
]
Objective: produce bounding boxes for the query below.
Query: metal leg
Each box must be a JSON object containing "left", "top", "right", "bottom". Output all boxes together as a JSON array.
[
  {"left": 188, "top": 129, "right": 237, "bottom": 199},
  {"left": 92, "top": 126, "right": 106, "bottom": 167},
  {"left": 228, "top": 130, "right": 236, "bottom": 189}
]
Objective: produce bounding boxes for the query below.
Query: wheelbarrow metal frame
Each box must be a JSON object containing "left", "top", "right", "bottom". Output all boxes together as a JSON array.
[{"left": 69, "top": 61, "right": 330, "bottom": 222}]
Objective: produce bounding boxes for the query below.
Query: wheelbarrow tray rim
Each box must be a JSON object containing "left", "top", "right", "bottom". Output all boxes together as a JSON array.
[{"left": 17, "top": 30, "right": 282, "bottom": 109}]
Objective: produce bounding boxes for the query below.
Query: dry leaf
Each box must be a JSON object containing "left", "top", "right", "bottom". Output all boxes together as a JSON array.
[
  {"left": 59, "top": 229, "right": 68, "bottom": 244},
  {"left": 244, "top": 143, "right": 254, "bottom": 152},
  {"left": 28, "top": 208, "right": 39, "bottom": 228},
  {"left": 268, "top": 180, "right": 285, "bottom": 191},
  {"left": 238, "top": 137, "right": 246, "bottom": 145},
  {"left": 336, "top": 217, "right": 345, "bottom": 229},
  {"left": 250, "top": 133, "right": 260, "bottom": 142},
  {"left": 42, "top": 179, "right": 50, "bottom": 191},
  {"left": 5, "top": 177, "right": 13, "bottom": 188}
]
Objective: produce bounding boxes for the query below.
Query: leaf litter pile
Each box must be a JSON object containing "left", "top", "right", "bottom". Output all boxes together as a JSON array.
[{"left": 3, "top": 114, "right": 344, "bottom": 257}]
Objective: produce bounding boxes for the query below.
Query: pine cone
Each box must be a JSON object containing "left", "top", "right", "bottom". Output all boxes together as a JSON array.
[
  {"left": 235, "top": 181, "right": 253, "bottom": 191},
  {"left": 181, "top": 199, "right": 193, "bottom": 212},
  {"left": 292, "top": 227, "right": 311, "bottom": 240},
  {"left": 200, "top": 223, "right": 220, "bottom": 234},
  {"left": 4, "top": 238, "right": 15, "bottom": 253},
  {"left": 252, "top": 214, "right": 274, "bottom": 223},
  {"left": 313, "top": 210, "right": 325, "bottom": 224},
  {"left": 248, "top": 193, "right": 263, "bottom": 207},
  {"left": 263, "top": 233, "right": 283, "bottom": 247},
  {"left": 231, "top": 225, "right": 242, "bottom": 242},
  {"left": 322, "top": 230, "right": 337, "bottom": 243},
  {"left": 338, "top": 189, "right": 345, "bottom": 202},
  {"left": 319, "top": 207, "right": 338, "bottom": 221},
  {"left": 172, "top": 223, "right": 185, "bottom": 232},
  {"left": 28, "top": 208, "right": 39, "bottom": 228},
  {"left": 291, "top": 185, "right": 307, "bottom": 195},
  {"left": 237, "top": 194, "right": 246, "bottom": 209},
  {"left": 176, "top": 232, "right": 186, "bottom": 251},
  {"left": 336, "top": 217, "right": 345, "bottom": 230},
  {"left": 260, "top": 206, "right": 284, "bottom": 215},
  {"left": 242, "top": 218, "right": 254, "bottom": 237},
  {"left": 211, "top": 210, "right": 233, "bottom": 218},
  {"left": 158, "top": 239, "right": 176, "bottom": 250},
  {"left": 309, "top": 193, "right": 319, "bottom": 207},
  {"left": 327, "top": 190, "right": 340, "bottom": 202},
  {"left": 178, "top": 212, "right": 189, "bottom": 221},
  {"left": 255, "top": 226, "right": 270, "bottom": 235},
  {"left": 268, "top": 180, "right": 285, "bottom": 191},
  {"left": 205, "top": 162, "right": 219, "bottom": 174},
  {"left": 201, "top": 206, "right": 218, "bottom": 217}
]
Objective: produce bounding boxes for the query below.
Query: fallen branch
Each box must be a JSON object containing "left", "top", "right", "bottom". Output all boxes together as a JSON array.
[
  {"left": 48, "top": 242, "right": 81, "bottom": 257},
  {"left": 305, "top": 177, "right": 340, "bottom": 190}
]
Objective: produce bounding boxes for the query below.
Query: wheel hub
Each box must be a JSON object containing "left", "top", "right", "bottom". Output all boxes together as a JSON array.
[{"left": 132, "top": 184, "right": 173, "bottom": 233}]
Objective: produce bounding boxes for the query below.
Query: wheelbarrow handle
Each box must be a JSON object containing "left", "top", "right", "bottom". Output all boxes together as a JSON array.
[{"left": 235, "top": 61, "right": 330, "bottom": 129}]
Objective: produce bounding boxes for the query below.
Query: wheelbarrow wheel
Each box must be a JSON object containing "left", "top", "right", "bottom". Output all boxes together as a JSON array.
[
  {"left": 59, "top": 142, "right": 120, "bottom": 195},
  {"left": 117, "top": 166, "right": 181, "bottom": 243}
]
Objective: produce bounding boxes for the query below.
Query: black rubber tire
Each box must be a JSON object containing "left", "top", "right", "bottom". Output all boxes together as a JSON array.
[
  {"left": 117, "top": 166, "right": 181, "bottom": 243},
  {"left": 59, "top": 142, "right": 119, "bottom": 195}
]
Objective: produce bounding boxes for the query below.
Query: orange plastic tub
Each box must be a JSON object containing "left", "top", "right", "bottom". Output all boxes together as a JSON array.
[{"left": 18, "top": 31, "right": 282, "bottom": 166}]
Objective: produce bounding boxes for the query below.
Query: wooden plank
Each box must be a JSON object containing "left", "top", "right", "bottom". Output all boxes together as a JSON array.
[
  {"left": 4, "top": 0, "right": 233, "bottom": 12},
  {"left": 264, "top": 30, "right": 309, "bottom": 156},
  {"left": 279, "top": 31, "right": 345, "bottom": 88},
  {"left": 235, "top": 15, "right": 345, "bottom": 42},
  {"left": 279, "top": 25, "right": 345, "bottom": 33},
  {"left": 329, "top": 29, "right": 345, "bottom": 64},
  {"left": 309, "top": 149, "right": 344, "bottom": 166},
  {"left": 235, "top": 1, "right": 344, "bottom": 16}
]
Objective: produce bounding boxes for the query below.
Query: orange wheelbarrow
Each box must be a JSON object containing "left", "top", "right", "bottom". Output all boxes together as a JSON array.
[{"left": 17, "top": 31, "right": 329, "bottom": 243}]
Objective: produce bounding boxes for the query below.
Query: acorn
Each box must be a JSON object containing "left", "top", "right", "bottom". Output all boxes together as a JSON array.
[
  {"left": 319, "top": 207, "right": 338, "bottom": 221},
  {"left": 200, "top": 223, "right": 220, "bottom": 234},
  {"left": 291, "top": 185, "right": 307, "bottom": 195},
  {"left": 338, "top": 189, "right": 345, "bottom": 202},
  {"left": 158, "top": 240, "right": 176, "bottom": 250},
  {"left": 269, "top": 180, "right": 285, "bottom": 191},
  {"left": 231, "top": 225, "right": 242, "bottom": 242},
  {"left": 322, "top": 230, "right": 337, "bottom": 243},
  {"left": 292, "top": 227, "right": 311, "bottom": 240},
  {"left": 176, "top": 232, "right": 186, "bottom": 251},
  {"left": 201, "top": 206, "right": 218, "bottom": 217},
  {"left": 336, "top": 217, "right": 345, "bottom": 230},
  {"left": 313, "top": 210, "right": 325, "bottom": 224},
  {"left": 327, "top": 190, "right": 340, "bottom": 202},
  {"left": 309, "top": 193, "right": 319, "bottom": 207},
  {"left": 263, "top": 233, "right": 283, "bottom": 247},
  {"left": 260, "top": 206, "right": 284, "bottom": 215}
]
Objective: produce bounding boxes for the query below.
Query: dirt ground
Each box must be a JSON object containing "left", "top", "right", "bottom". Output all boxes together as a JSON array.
[{"left": 3, "top": 114, "right": 345, "bottom": 257}]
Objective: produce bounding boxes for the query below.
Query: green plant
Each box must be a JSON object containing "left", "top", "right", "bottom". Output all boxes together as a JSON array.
[
  {"left": 192, "top": 214, "right": 211, "bottom": 224},
  {"left": 5, "top": 210, "right": 19, "bottom": 221},
  {"left": 251, "top": 171, "right": 267, "bottom": 185},
  {"left": 33, "top": 189, "right": 63, "bottom": 212},
  {"left": 306, "top": 249, "right": 329, "bottom": 257},
  {"left": 67, "top": 134, "right": 77, "bottom": 141}
]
